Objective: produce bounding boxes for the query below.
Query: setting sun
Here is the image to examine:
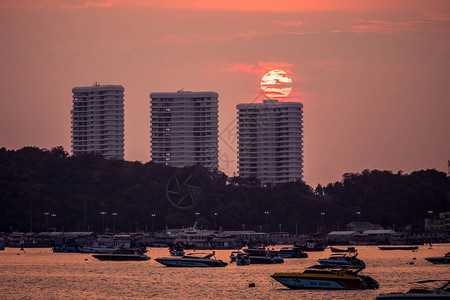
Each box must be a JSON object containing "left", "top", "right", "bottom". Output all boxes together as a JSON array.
[{"left": 260, "top": 69, "right": 292, "bottom": 99}]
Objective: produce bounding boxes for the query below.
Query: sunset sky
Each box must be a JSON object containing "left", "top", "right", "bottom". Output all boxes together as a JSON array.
[{"left": 0, "top": 0, "right": 449, "bottom": 186}]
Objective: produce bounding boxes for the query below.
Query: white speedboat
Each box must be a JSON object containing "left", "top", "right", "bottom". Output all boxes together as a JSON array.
[
  {"left": 155, "top": 252, "right": 227, "bottom": 267},
  {"left": 376, "top": 280, "right": 450, "bottom": 299},
  {"left": 318, "top": 253, "right": 366, "bottom": 269}
]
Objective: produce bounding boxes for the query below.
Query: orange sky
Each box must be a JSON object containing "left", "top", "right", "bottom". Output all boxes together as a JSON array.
[{"left": 0, "top": 0, "right": 449, "bottom": 186}]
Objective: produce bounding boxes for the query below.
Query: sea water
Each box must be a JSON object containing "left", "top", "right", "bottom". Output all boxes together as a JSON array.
[{"left": 0, "top": 244, "right": 449, "bottom": 299}]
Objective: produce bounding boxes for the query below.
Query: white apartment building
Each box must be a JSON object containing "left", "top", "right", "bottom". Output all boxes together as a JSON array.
[
  {"left": 71, "top": 84, "right": 124, "bottom": 160},
  {"left": 150, "top": 91, "right": 219, "bottom": 170},
  {"left": 237, "top": 99, "right": 303, "bottom": 185}
]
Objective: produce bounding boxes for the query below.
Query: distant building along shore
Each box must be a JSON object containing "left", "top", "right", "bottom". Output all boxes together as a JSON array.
[
  {"left": 237, "top": 99, "right": 304, "bottom": 185},
  {"left": 71, "top": 83, "right": 125, "bottom": 160},
  {"left": 150, "top": 91, "right": 219, "bottom": 170}
]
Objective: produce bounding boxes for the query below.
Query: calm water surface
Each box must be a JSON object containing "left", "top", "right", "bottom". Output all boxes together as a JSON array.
[{"left": 1, "top": 244, "right": 449, "bottom": 299}]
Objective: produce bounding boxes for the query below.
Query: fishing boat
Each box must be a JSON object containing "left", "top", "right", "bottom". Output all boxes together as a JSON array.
[
  {"left": 242, "top": 246, "right": 284, "bottom": 264},
  {"left": 376, "top": 280, "right": 450, "bottom": 299},
  {"left": 425, "top": 252, "right": 450, "bottom": 265},
  {"left": 318, "top": 253, "right": 366, "bottom": 269},
  {"left": 271, "top": 265, "right": 379, "bottom": 290},
  {"left": 378, "top": 246, "right": 418, "bottom": 251},
  {"left": 276, "top": 246, "right": 308, "bottom": 258},
  {"left": 330, "top": 246, "right": 357, "bottom": 253},
  {"left": 154, "top": 252, "right": 227, "bottom": 267},
  {"left": 92, "top": 249, "right": 150, "bottom": 261}
]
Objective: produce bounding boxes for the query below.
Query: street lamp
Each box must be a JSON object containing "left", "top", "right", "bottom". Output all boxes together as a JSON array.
[
  {"left": 279, "top": 224, "right": 282, "bottom": 232},
  {"left": 112, "top": 212, "right": 118, "bottom": 234},
  {"left": 51, "top": 213, "right": 57, "bottom": 231},
  {"left": 214, "top": 212, "right": 218, "bottom": 230},
  {"left": 44, "top": 212, "right": 50, "bottom": 231},
  {"left": 242, "top": 224, "right": 245, "bottom": 231},
  {"left": 151, "top": 214, "right": 156, "bottom": 234},
  {"left": 100, "top": 212, "right": 106, "bottom": 233},
  {"left": 264, "top": 211, "right": 269, "bottom": 233},
  {"left": 195, "top": 212, "right": 200, "bottom": 221},
  {"left": 320, "top": 212, "right": 325, "bottom": 235}
]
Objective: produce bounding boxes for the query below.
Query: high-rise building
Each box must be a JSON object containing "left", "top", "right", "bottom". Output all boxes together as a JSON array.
[
  {"left": 71, "top": 84, "right": 124, "bottom": 160},
  {"left": 150, "top": 91, "right": 219, "bottom": 170},
  {"left": 237, "top": 99, "right": 303, "bottom": 185}
]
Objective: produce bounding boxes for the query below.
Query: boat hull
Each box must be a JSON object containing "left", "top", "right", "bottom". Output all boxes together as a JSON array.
[
  {"left": 376, "top": 293, "right": 450, "bottom": 299},
  {"left": 424, "top": 257, "right": 450, "bottom": 264},
  {"left": 378, "top": 246, "right": 418, "bottom": 251},
  {"left": 93, "top": 254, "right": 150, "bottom": 261},
  {"left": 271, "top": 275, "right": 368, "bottom": 290}
]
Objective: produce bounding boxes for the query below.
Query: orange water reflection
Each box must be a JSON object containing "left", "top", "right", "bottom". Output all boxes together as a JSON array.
[{"left": 1, "top": 244, "right": 449, "bottom": 299}]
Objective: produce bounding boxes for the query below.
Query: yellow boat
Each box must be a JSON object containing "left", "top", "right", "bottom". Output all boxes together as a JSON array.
[{"left": 271, "top": 265, "right": 379, "bottom": 290}]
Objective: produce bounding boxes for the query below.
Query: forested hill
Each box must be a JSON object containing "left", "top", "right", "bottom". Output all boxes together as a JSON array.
[{"left": 0, "top": 147, "right": 448, "bottom": 233}]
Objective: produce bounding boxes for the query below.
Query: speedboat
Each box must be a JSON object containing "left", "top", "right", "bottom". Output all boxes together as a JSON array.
[
  {"left": 271, "top": 265, "right": 379, "bottom": 290},
  {"left": 318, "top": 253, "right": 366, "bottom": 269},
  {"left": 242, "top": 247, "right": 284, "bottom": 264},
  {"left": 92, "top": 249, "right": 150, "bottom": 261},
  {"left": 376, "top": 280, "right": 450, "bottom": 299},
  {"left": 154, "top": 252, "right": 227, "bottom": 267},
  {"left": 276, "top": 246, "right": 308, "bottom": 258},
  {"left": 330, "top": 246, "right": 357, "bottom": 253},
  {"left": 425, "top": 252, "right": 450, "bottom": 264}
]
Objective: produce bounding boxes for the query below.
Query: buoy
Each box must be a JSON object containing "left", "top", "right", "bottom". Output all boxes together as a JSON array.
[{"left": 249, "top": 283, "right": 255, "bottom": 287}]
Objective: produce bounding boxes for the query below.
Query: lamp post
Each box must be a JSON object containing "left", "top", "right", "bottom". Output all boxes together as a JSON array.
[
  {"left": 151, "top": 214, "right": 156, "bottom": 234},
  {"left": 44, "top": 212, "right": 50, "bottom": 231},
  {"left": 112, "top": 212, "right": 118, "bottom": 234},
  {"left": 242, "top": 224, "right": 245, "bottom": 231},
  {"left": 279, "top": 224, "right": 282, "bottom": 232},
  {"left": 100, "top": 212, "right": 106, "bottom": 233},
  {"left": 51, "top": 213, "right": 57, "bottom": 231},
  {"left": 264, "top": 211, "right": 269, "bottom": 233},
  {"left": 320, "top": 212, "right": 325, "bottom": 235},
  {"left": 214, "top": 212, "right": 218, "bottom": 230},
  {"left": 295, "top": 224, "right": 298, "bottom": 236},
  {"left": 195, "top": 212, "right": 200, "bottom": 222}
]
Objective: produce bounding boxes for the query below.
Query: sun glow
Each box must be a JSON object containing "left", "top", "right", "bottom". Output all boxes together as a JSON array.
[{"left": 260, "top": 69, "right": 292, "bottom": 99}]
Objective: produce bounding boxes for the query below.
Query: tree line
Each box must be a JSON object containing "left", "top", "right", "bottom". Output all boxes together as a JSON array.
[{"left": 0, "top": 146, "right": 448, "bottom": 234}]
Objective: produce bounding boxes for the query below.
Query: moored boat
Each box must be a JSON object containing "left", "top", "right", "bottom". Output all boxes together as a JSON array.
[
  {"left": 92, "top": 249, "right": 150, "bottom": 261},
  {"left": 169, "top": 244, "right": 185, "bottom": 257},
  {"left": 276, "top": 246, "right": 308, "bottom": 258},
  {"left": 271, "top": 265, "right": 379, "bottom": 290},
  {"left": 378, "top": 246, "right": 418, "bottom": 251},
  {"left": 236, "top": 253, "right": 251, "bottom": 266},
  {"left": 425, "top": 252, "right": 450, "bottom": 265},
  {"left": 376, "top": 280, "right": 450, "bottom": 299},
  {"left": 318, "top": 253, "right": 366, "bottom": 269},
  {"left": 242, "top": 246, "right": 284, "bottom": 264},
  {"left": 330, "top": 246, "right": 357, "bottom": 253},
  {"left": 155, "top": 252, "right": 227, "bottom": 267}
]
